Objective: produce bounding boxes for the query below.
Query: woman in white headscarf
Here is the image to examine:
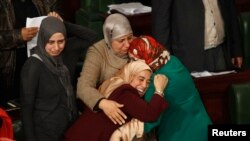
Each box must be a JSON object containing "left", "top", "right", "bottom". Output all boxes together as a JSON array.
[
  {"left": 65, "top": 60, "right": 168, "bottom": 141},
  {"left": 77, "top": 13, "right": 134, "bottom": 125}
]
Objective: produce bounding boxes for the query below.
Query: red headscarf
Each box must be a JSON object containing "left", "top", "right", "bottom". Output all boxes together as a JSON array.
[
  {"left": 128, "top": 35, "right": 170, "bottom": 71},
  {"left": 0, "top": 108, "right": 13, "bottom": 140}
]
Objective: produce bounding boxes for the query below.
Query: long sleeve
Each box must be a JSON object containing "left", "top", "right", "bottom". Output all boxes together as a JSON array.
[
  {"left": 62, "top": 22, "right": 98, "bottom": 79},
  {"left": 143, "top": 77, "right": 163, "bottom": 133},
  {"left": 77, "top": 44, "right": 105, "bottom": 110},
  {"left": 227, "top": 0, "right": 242, "bottom": 57},
  {"left": 20, "top": 58, "right": 41, "bottom": 141},
  {"left": 0, "top": 0, "right": 24, "bottom": 50},
  {"left": 76, "top": 40, "right": 128, "bottom": 110},
  {"left": 64, "top": 22, "right": 98, "bottom": 44},
  {"left": 113, "top": 85, "right": 168, "bottom": 122},
  {"left": 0, "top": 29, "right": 24, "bottom": 50}
]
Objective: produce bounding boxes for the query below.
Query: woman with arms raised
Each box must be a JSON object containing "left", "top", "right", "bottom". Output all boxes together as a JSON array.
[{"left": 127, "top": 36, "right": 212, "bottom": 141}]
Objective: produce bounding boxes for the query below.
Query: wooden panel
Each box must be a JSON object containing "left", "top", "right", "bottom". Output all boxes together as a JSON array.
[
  {"left": 194, "top": 69, "right": 250, "bottom": 123},
  {"left": 236, "top": 0, "right": 250, "bottom": 13}
]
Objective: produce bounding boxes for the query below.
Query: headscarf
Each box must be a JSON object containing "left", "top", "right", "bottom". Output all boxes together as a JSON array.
[
  {"left": 128, "top": 35, "right": 170, "bottom": 71},
  {"left": 103, "top": 13, "right": 133, "bottom": 48},
  {"left": 0, "top": 108, "right": 13, "bottom": 140},
  {"left": 34, "top": 16, "right": 77, "bottom": 120},
  {"left": 99, "top": 60, "right": 152, "bottom": 98}
]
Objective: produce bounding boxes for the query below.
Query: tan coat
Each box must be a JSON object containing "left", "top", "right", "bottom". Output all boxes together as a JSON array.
[{"left": 77, "top": 39, "right": 129, "bottom": 109}]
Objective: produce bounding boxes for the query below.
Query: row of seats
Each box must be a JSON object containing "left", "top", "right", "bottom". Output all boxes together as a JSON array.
[
  {"left": 229, "top": 83, "right": 250, "bottom": 124},
  {"left": 240, "top": 11, "right": 250, "bottom": 68},
  {"left": 228, "top": 11, "right": 250, "bottom": 124}
]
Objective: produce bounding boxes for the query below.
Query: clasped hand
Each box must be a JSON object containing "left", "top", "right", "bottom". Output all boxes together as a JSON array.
[{"left": 99, "top": 99, "right": 127, "bottom": 125}]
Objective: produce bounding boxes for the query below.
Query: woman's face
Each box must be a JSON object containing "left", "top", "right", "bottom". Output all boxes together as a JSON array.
[
  {"left": 111, "top": 33, "right": 133, "bottom": 57},
  {"left": 45, "top": 33, "right": 65, "bottom": 56},
  {"left": 130, "top": 70, "right": 151, "bottom": 97}
]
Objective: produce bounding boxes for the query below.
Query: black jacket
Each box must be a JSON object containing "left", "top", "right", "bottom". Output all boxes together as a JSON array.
[
  {"left": 20, "top": 57, "right": 73, "bottom": 141},
  {"left": 152, "top": 0, "right": 242, "bottom": 72}
]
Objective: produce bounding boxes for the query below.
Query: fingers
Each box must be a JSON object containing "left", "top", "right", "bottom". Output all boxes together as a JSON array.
[
  {"left": 48, "top": 11, "right": 63, "bottom": 22},
  {"left": 115, "top": 103, "right": 127, "bottom": 122},
  {"left": 232, "top": 58, "right": 235, "bottom": 65},
  {"left": 109, "top": 115, "right": 117, "bottom": 125},
  {"left": 116, "top": 103, "right": 124, "bottom": 108},
  {"left": 232, "top": 57, "right": 243, "bottom": 68},
  {"left": 116, "top": 106, "right": 127, "bottom": 119},
  {"left": 48, "top": 11, "right": 58, "bottom": 17},
  {"left": 109, "top": 109, "right": 126, "bottom": 125},
  {"left": 115, "top": 110, "right": 126, "bottom": 125},
  {"left": 21, "top": 27, "right": 38, "bottom": 41},
  {"left": 154, "top": 74, "right": 168, "bottom": 94},
  {"left": 100, "top": 99, "right": 127, "bottom": 125},
  {"left": 236, "top": 57, "right": 243, "bottom": 68}
]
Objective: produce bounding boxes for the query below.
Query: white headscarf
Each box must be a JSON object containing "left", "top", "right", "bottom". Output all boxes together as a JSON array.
[{"left": 99, "top": 60, "right": 151, "bottom": 98}]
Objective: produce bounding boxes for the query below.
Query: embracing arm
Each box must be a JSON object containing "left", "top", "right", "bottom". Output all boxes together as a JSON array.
[
  {"left": 64, "top": 22, "right": 98, "bottom": 44},
  {"left": 143, "top": 82, "right": 164, "bottom": 133},
  {"left": 77, "top": 45, "right": 126, "bottom": 124},
  {"left": 77, "top": 45, "right": 105, "bottom": 109},
  {"left": 117, "top": 86, "right": 168, "bottom": 122},
  {"left": 20, "top": 59, "right": 41, "bottom": 141}
]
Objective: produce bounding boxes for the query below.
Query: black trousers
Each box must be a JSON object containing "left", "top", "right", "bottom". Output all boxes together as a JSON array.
[{"left": 204, "top": 43, "right": 227, "bottom": 72}]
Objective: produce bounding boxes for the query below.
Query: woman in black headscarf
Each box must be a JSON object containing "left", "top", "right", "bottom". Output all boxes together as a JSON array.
[{"left": 20, "top": 16, "right": 77, "bottom": 141}]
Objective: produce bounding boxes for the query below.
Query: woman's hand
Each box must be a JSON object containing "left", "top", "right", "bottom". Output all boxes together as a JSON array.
[
  {"left": 47, "top": 11, "right": 63, "bottom": 22},
  {"left": 21, "top": 27, "right": 38, "bottom": 41},
  {"left": 154, "top": 74, "right": 168, "bottom": 95},
  {"left": 99, "top": 99, "right": 127, "bottom": 125}
]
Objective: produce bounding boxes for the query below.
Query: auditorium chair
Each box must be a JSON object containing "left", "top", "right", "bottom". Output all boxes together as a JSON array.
[
  {"left": 228, "top": 82, "right": 250, "bottom": 124},
  {"left": 239, "top": 11, "right": 250, "bottom": 69}
]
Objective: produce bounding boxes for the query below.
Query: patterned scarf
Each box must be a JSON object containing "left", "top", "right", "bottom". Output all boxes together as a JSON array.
[{"left": 128, "top": 35, "right": 170, "bottom": 71}]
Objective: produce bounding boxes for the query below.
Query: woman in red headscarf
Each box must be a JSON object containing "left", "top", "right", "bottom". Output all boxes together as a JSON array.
[{"left": 128, "top": 36, "right": 212, "bottom": 141}]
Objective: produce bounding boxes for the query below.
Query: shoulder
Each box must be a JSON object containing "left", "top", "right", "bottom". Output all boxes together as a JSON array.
[
  {"left": 112, "top": 84, "right": 139, "bottom": 97},
  {"left": 86, "top": 39, "right": 107, "bottom": 57},
  {"left": 159, "top": 55, "right": 185, "bottom": 70},
  {"left": 90, "top": 39, "right": 107, "bottom": 52},
  {"left": 21, "top": 57, "right": 44, "bottom": 75}
]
